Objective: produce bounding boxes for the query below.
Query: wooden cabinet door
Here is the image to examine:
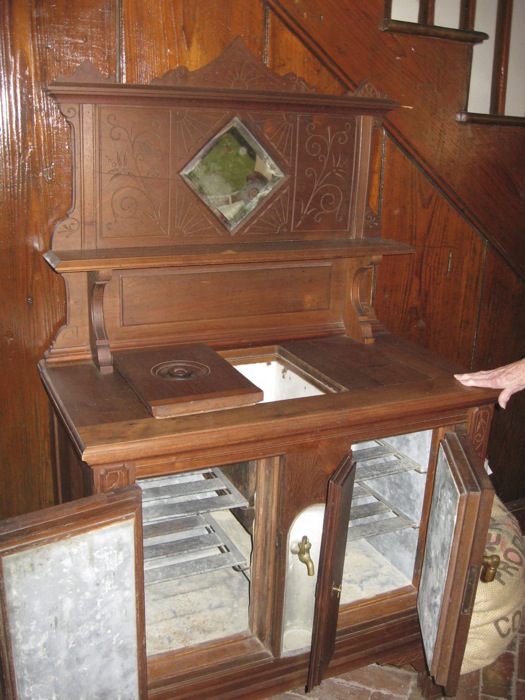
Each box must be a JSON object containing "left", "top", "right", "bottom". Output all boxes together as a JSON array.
[
  {"left": 307, "top": 454, "right": 355, "bottom": 691},
  {"left": 0, "top": 486, "right": 147, "bottom": 700},
  {"left": 418, "top": 430, "right": 494, "bottom": 696}
]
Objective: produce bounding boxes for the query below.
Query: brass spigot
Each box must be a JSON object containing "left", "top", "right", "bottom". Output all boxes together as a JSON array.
[
  {"left": 481, "top": 554, "right": 501, "bottom": 583},
  {"left": 297, "top": 535, "right": 315, "bottom": 576}
]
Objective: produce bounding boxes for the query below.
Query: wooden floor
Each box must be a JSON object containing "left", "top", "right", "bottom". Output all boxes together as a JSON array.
[{"left": 268, "top": 616, "right": 525, "bottom": 699}]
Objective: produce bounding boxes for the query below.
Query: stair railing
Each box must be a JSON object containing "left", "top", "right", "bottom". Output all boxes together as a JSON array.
[{"left": 384, "top": 0, "right": 525, "bottom": 124}]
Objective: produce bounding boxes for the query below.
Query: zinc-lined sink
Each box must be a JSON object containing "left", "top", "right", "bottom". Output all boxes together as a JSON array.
[{"left": 230, "top": 352, "right": 343, "bottom": 403}]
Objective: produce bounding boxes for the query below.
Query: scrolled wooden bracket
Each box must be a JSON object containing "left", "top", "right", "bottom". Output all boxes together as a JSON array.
[
  {"left": 344, "top": 256, "right": 386, "bottom": 344},
  {"left": 88, "top": 269, "right": 113, "bottom": 373}
]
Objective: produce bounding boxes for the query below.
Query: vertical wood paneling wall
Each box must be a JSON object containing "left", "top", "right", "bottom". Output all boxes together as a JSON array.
[{"left": 0, "top": 0, "right": 523, "bottom": 519}]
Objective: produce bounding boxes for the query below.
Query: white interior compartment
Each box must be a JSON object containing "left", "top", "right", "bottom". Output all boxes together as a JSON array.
[
  {"left": 282, "top": 505, "right": 325, "bottom": 654},
  {"left": 342, "top": 431, "right": 432, "bottom": 601},
  {"left": 281, "top": 430, "right": 432, "bottom": 654},
  {"left": 144, "top": 510, "right": 251, "bottom": 655},
  {"left": 232, "top": 360, "right": 328, "bottom": 402},
  {"left": 139, "top": 467, "right": 253, "bottom": 656}
]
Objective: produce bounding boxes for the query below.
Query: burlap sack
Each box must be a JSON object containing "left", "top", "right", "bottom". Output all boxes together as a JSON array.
[{"left": 461, "top": 496, "right": 525, "bottom": 674}]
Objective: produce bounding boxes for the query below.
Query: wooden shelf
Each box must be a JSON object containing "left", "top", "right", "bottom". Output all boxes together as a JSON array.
[
  {"left": 44, "top": 238, "right": 414, "bottom": 273},
  {"left": 140, "top": 468, "right": 249, "bottom": 584}
]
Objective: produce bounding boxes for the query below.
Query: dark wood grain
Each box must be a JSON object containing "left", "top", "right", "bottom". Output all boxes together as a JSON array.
[
  {"left": 375, "top": 135, "right": 486, "bottom": 366},
  {"left": 0, "top": 0, "right": 118, "bottom": 518},
  {"left": 114, "top": 344, "right": 264, "bottom": 416}
]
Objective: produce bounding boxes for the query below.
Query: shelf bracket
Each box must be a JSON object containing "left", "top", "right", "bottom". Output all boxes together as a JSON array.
[
  {"left": 88, "top": 269, "right": 113, "bottom": 373},
  {"left": 344, "top": 255, "right": 386, "bottom": 344}
]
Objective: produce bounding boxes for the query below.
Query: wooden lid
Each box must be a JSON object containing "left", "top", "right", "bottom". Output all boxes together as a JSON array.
[{"left": 114, "top": 344, "right": 263, "bottom": 418}]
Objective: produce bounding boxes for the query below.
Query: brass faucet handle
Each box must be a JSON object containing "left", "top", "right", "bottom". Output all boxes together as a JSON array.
[
  {"left": 297, "top": 535, "right": 315, "bottom": 576},
  {"left": 481, "top": 554, "right": 501, "bottom": 583}
]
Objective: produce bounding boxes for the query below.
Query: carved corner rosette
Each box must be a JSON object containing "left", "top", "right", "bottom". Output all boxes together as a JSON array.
[
  {"left": 94, "top": 464, "right": 135, "bottom": 494},
  {"left": 344, "top": 256, "right": 385, "bottom": 344}
]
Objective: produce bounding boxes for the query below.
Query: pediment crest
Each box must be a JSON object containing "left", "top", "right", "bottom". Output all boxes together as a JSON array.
[
  {"left": 151, "top": 37, "right": 316, "bottom": 93},
  {"left": 53, "top": 60, "right": 114, "bottom": 84}
]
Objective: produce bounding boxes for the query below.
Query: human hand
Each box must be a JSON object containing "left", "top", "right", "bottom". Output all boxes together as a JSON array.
[{"left": 454, "top": 358, "right": 525, "bottom": 409}]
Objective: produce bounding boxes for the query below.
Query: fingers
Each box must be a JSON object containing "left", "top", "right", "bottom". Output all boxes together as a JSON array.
[
  {"left": 454, "top": 359, "right": 525, "bottom": 407},
  {"left": 454, "top": 372, "right": 501, "bottom": 389},
  {"left": 498, "top": 387, "right": 516, "bottom": 409}
]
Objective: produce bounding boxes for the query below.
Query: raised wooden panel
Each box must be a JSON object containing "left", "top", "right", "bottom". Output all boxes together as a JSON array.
[
  {"left": 103, "top": 261, "right": 345, "bottom": 348},
  {"left": 374, "top": 137, "right": 486, "bottom": 365},
  {"left": 51, "top": 93, "right": 375, "bottom": 249},
  {"left": 120, "top": 265, "right": 333, "bottom": 325}
]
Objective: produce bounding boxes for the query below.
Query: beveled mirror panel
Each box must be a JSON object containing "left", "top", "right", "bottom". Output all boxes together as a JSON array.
[{"left": 181, "top": 117, "right": 285, "bottom": 231}]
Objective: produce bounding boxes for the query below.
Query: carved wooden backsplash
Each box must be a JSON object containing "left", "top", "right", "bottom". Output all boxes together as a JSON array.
[
  {"left": 44, "top": 38, "right": 410, "bottom": 367},
  {"left": 48, "top": 38, "right": 397, "bottom": 252}
]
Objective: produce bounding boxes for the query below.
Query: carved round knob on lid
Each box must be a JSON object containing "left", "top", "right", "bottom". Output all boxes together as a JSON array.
[
  {"left": 167, "top": 367, "right": 196, "bottom": 380},
  {"left": 151, "top": 360, "right": 211, "bottom": 382}
]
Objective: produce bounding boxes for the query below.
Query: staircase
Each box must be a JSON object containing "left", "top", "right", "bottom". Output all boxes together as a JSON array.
[
  {"left": 386, "top": 0, "right": 525, "bottom": 121},
  {"left": 267, "top": 0, "right": 525, "bottom": 279}
]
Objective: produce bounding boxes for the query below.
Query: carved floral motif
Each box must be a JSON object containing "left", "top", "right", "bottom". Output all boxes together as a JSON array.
[
  {"left": 364, "top": 206, "right": 381, "bottom": 230},
  {"left": 467, "top": 406, "right": 493, "bottom": 459},
  {"left": 295, "top": 121, "right": 354, "bottom": 230},
  {"left": 102, "top": 111, "right": 169, "bottom": 238},
  {"left": 53, "top": 216, "right": 81, "bottom": 241}
]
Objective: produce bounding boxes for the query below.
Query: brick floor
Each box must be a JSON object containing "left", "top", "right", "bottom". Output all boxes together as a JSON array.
[{"left": 268, "top": 616, "right": 525, "bottom": 699}]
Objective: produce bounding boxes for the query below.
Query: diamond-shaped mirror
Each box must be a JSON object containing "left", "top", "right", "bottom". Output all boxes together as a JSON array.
[{"left": 181, "top": 118, "right": 285, "bottom": 232}]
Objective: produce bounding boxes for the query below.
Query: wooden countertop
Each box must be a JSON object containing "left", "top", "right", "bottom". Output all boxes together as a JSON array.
[{"left": 39, "top": 334, "right": 499, "bottom": 467}]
